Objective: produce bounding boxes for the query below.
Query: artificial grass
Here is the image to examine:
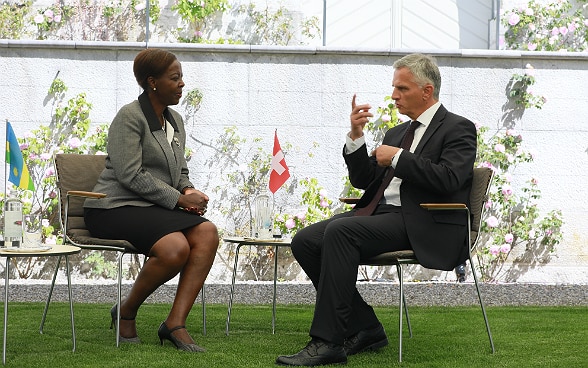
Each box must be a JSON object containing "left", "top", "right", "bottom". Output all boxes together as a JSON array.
[{"left": 1, "top": 302, "right": 586, "bottom": 367}]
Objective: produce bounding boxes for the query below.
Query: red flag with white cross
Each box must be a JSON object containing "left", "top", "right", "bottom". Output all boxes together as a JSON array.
[{"left": 268, "top": 130, "right": 290, "bottom": 193}]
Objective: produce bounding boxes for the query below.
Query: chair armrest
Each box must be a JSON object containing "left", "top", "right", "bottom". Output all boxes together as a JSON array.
[
  {"left": 67, "top": 190, "right": 107, "bottom": 199},
  {"left": 339, "top": 198, "right": 360, "bottom": 204},
  {"left": 420, "top": 203, "right": 467, "bottom": 210}
]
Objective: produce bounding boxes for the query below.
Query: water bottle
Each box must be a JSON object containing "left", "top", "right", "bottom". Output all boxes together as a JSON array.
[{"left": 4, "top": 189, "right": 23, "bottom": 247}]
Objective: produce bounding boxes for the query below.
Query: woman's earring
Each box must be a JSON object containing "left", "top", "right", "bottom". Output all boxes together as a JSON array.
[{"left": 153, "top": 87, "right": 157, "bottom": 91}]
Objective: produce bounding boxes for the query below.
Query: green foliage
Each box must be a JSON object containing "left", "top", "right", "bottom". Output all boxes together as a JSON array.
[
  {"left": 173, "top": 0, "right": 229, "bottom": 42},
  {"left": 236, "top": 3, "right": 321, "bottom": 46},
  {"left": 502, "top": 0, "right": 588, "bottom": 51},
  {"left": 173, "top": 0, "right": 228, "bottom": 25},
  {"left": 301, "top": 15, "right": 322, "bottom": 42},
  {"left": 183, "top": 88, "right": 203, "bottom": 118},
  {"left": 242, "top": 3, "right": 294, "bottom": 45},
  {"left": 475, "top": 125, "right": 563, "bottom": 281},
  {"left": 0, "top": 0, "right": 31, "bottom": 39},
  {"left": 30, "top": 0, "right": 160, "bottom": 41},
  {"left": 1, "top": 0, "right": 321, "bottom": 45},
  {"left": 507, "top": 64, "right": 546, "bottom": 109},
  {"left": 31, "top": 1, "right": 73, "bottom": 40},
  {"left": 274, "top": 178, "right": 339, "bottom": 236},
  {"left": 83, "top": 251, "right": 118, "bottom": 278}
]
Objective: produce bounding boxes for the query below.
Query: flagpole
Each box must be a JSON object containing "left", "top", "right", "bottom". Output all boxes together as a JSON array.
[
  {"left": 272, "top": 128, "right": 277, "bottom": 224},
  {"left": 271, "top": 129, "right": 277, "bottom": 233},
  {"left": 4, "top": 120, "right": 8, "bottom": 209}
]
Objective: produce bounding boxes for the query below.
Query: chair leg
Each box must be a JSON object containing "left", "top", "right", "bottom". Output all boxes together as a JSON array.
[
  {"left": 116, "top": 252, "right": 123, "bottom": 347},
  {"left": 272, "top": 245, "right": 278, "bottom": 334},
  {"left": 403, "top": 285, "right": 412, "bottom": 338},
  {"left": 201, "top": 284, "right": 206, "bottom": 336},
  {"left": 65, "top": 255, "right": 76, "bottom": 352},
  {"left": 396, "top": 263, "right": 404, "bottom": 363},
  {"left": 3, "top": 257, "right": 10, "bottom": 366},
  {"left": 225, "top": 243, "right": 243, "bottom": 336},
  {"left": 470, "top": 257, "right": 495, "bottom": 353},
  {"left": 40, "top": 255, "right": 62, "bottom": 334}
]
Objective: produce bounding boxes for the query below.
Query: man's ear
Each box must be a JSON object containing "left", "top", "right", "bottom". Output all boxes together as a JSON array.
[{"left": 422, "top": 84, "right": 434, "bottom": 100}]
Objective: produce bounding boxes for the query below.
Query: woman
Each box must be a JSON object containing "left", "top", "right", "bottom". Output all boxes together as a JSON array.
[{"left": 84, "top": 48, "right": 218, "bottom": 352}]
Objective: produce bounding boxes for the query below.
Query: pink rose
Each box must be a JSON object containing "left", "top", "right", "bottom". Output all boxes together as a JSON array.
[
  {"left": 285, "top": 218, "right": 296, "bottom": 229},
  {"left": 508, "top": 13, "right": 520, "bottom": 26},
  {"left": 551, "top": 27, "right": 559, "bottom": 36},
  {"left": 485, "top": 216, "right": 499, "bottom": 228}
]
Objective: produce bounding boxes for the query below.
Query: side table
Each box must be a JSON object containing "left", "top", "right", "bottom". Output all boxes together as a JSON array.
[
  {"left": 0, "top": 244, "right": 81, "bottom": 365},
  {"left": 223, "top": 237, "right": 292, "bottom": 335}
]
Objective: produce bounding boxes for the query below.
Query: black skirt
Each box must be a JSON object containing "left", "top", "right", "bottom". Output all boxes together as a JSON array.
[{"left": 84, "top": 206, "right": 209, "bottom": 255}]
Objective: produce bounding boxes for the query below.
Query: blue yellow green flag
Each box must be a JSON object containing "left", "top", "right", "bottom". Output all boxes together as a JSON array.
[{"left": 5, "top": 122, "right": 34, "bottom": 191}]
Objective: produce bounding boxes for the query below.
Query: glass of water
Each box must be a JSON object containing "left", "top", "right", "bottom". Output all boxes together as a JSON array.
[{"left": 23, "top": 213, "right": 42, "bottom": 248}]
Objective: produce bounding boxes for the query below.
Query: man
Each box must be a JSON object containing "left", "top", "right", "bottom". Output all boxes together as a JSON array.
[{"left": 276, "top": 53, "right": 477, "bottom": 366}]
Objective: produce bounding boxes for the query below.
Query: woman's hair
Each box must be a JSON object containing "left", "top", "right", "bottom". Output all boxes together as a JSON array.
[
  {"left": 133, "top": 48, "right": 178, "bottom": 90},
  {"left": 393, "top": 53, "right": 441, "bottom": 100}
]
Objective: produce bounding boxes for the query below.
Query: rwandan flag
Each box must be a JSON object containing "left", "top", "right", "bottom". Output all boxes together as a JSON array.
[{"left": 5, "top": 122, "right": 34, "bottom": 191}]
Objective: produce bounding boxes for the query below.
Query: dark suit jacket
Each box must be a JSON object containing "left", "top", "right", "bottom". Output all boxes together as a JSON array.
[
  {"left": 84, "top": 92, "right": 193, "bottom": 211},
  {"left": 344, "top": 104, "right": 477, "bottom": 270}
]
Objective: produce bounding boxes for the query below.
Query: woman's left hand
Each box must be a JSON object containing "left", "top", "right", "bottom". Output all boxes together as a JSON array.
[{"left": 178, "top": 189, "right": 209, "bottom": 215}]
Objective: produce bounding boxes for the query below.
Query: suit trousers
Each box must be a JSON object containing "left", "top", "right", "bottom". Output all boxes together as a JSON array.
[{"left": 290, "top": 204, "right": 412, "bottom": 345}]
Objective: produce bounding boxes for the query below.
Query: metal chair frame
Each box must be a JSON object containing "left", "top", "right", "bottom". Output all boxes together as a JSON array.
[
  {"left": 42, "top": 154, "right": 206, "bottom": 347},
  {"left": 359, "top": 167, "right": 496, "bottom": 362}
]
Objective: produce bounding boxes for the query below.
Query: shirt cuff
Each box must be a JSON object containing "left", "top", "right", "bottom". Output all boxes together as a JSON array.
[
  {"left": 345, "top": 132, "right": 366, "bottom": 154},
  {"left": 391, "top": 148, "right": 403, "bottom": 168}
]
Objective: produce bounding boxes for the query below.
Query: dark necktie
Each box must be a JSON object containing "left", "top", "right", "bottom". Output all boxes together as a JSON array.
[{"left": 354, "top": 120, "right": 421, "bottom": 216}]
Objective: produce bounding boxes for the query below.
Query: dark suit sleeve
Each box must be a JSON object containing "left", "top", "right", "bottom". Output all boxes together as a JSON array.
[
  {"left": 394, "top": 115, "right": 477, "bottom": 196},
  {"left": 343, "top": 122, "right": 408, "bottom": 190}
]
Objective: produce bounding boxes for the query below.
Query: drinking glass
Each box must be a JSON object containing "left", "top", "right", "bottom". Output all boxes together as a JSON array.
[
  {"left": 254, "top": 195, "right": 272, "bottom": 239},
  {"left": 23, "top": 213, "right": 42, "bottom": 248}
]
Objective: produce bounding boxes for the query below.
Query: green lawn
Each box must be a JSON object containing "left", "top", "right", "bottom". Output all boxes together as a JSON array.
[{"left": 2, "top": 302, "right": 586, "bottom": 367}]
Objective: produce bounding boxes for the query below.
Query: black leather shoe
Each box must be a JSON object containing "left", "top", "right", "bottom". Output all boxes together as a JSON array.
[
  {"left": 455, "top": 263, "right": 466, "bottom": 283},
  {"left": 344, "top": 324, "right": 388, "bottom": 356},
  {"left": 276, "top": 338, "right": 347, "bottom": 366}
]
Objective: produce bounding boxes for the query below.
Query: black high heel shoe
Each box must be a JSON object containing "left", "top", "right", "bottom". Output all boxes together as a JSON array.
[
  {"left": 110, "top": 305, "right": 141, "bottom": 343},
  {"left": 158, "top": 322, "right": 205, "bottom": 352}
]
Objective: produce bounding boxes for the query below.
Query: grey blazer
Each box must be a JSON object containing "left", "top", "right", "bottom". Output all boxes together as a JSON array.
[{"left": 84, "top": 92, "right": 193, "bottom": 210}]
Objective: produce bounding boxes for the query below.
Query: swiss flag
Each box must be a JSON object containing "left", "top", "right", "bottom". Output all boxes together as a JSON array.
[{"left": 269, "top": 130, "right": 290, "bottom": 193}]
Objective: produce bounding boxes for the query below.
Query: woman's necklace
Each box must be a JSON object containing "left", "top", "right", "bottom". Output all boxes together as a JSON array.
[{"left": 161, "top": 114, "right": 166, "bottom": 132}]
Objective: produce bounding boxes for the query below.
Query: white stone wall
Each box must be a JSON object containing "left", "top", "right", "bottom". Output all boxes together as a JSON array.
[{"left": 0, "top": 41, "right": 587, "bottom": 284}]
